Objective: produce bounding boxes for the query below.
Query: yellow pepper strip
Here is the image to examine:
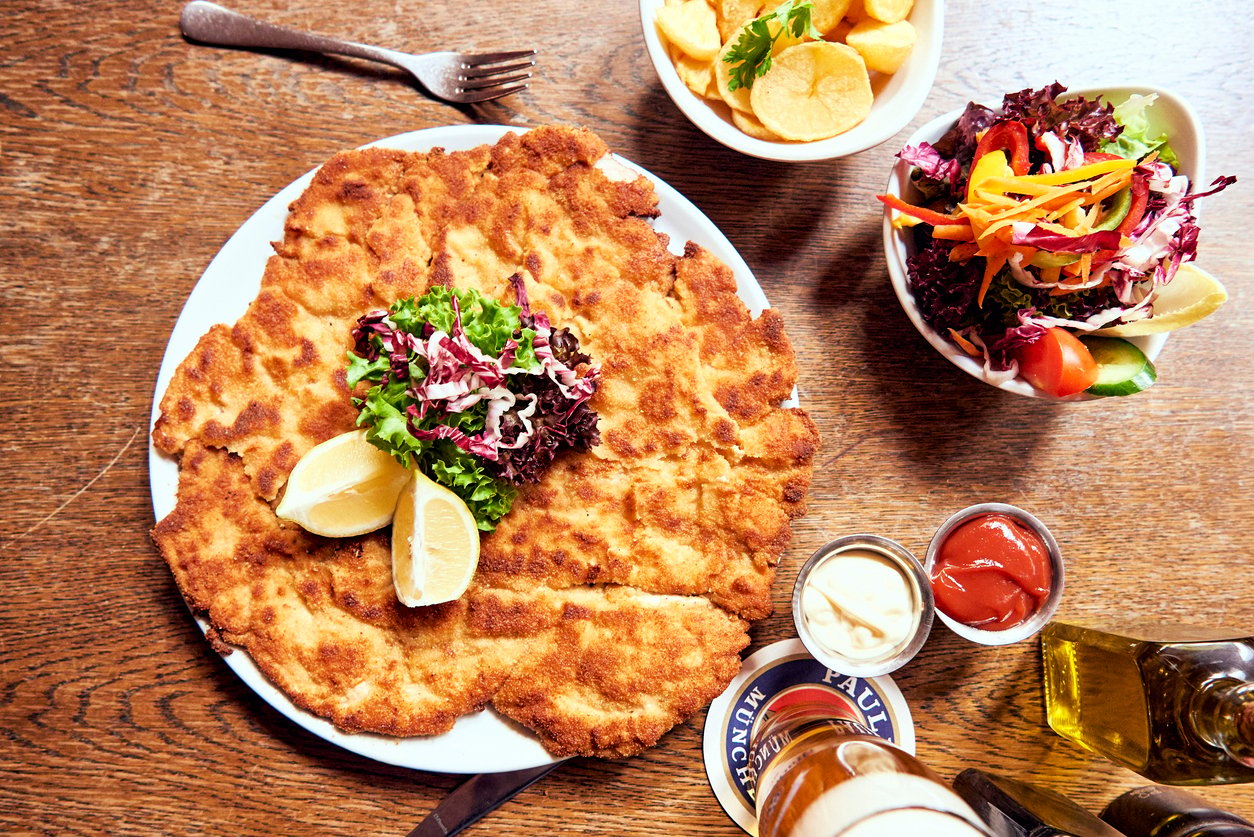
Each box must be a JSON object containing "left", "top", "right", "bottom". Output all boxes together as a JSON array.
[
  {"left": 966, "top": 150, "right": 1014, "bottom": 201},
  {"left": 983, "top": 177, "right": 1057, "bottom": 197},
  {"left": 999, "top": 156, "right": 1135, "bottom": 188}
]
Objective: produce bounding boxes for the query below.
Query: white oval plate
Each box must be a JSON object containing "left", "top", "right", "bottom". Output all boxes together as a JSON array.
[
  {"left": 882, "top": 85, "right": 1203, "bottom": 400},
  {"left": 149, "top": 124, "right": 775, "bottom": 774}
]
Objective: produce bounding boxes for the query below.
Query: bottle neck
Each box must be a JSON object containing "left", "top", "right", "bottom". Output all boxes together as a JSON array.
[{"left": 1191, "top": 679, "right": 1254, "bottom": 766}]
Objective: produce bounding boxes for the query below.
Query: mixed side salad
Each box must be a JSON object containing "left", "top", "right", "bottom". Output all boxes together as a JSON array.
[
  {"left": 346, "top": 277, "right": 601, "bottom": 530},
  {"left": 880, "top": 82, "right": 1234, "bottom": 397}
]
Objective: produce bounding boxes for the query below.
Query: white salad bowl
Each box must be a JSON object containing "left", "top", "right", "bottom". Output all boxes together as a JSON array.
[
  {"left": 882, "top": 84, "right": 1205, "bottom": 400},
  {"left": 640, "top": 0, "right": 944, "bottom": 162}
]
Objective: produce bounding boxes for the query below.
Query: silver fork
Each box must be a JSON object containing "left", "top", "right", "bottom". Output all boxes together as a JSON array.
[{"left": 179, "top": 1, "right": 535, "bottom": 104}]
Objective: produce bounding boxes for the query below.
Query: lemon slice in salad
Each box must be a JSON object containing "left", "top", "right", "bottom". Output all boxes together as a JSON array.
[
  {"left": 1100, "top": 264, "right": 1228, "bottom": 337},
  {"left": 275, "top": 430, "right": 411, "bottom": 537},
  {"left": 391, "top": 470, "right": 481, "bottom": 608}
]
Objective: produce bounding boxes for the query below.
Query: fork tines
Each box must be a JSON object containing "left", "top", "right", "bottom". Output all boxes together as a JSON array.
[{"left": 457, "top": 49, "right": 535, "bottom": 102}]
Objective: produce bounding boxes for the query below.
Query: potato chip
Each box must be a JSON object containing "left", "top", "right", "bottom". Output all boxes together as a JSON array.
[
  {"left": 809, "top": 0, "right": 854, "bottom": 34},
  {"left": 657, "top": 0, "right": 722, "bottom": 62},
  {"left": 732, "top": 108, "right": 783, "bottom": 140},
  {"left": 845, "top": 18, "right": 916, "bottom": 74},
  {"left": 714, "top": 35, "right": 755, "bottom": 113},
  {"left": 826, "top": 18, "right": 853, "bottom": 43},
  {"left": 863, "top": 0, "right": 913, "bottom": 24},
  {"left": 716, "top": 0, "right": 766, "bottom": 42},
  {"left": 715, "top": 15, "right": 807, "bottom": 113},
  {"left": 749, "top": 41, "right": 872, "bottom": 141},
  {"left": 674, "top": 50, "right": 718, "bottom": 98}
]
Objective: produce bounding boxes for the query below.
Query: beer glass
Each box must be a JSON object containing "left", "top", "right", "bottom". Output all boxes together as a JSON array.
[{"left": 751, "top": 701, "right": 994, "bottom": 837}]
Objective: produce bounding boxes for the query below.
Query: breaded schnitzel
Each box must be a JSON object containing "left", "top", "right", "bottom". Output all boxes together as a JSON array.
[{"left": 151, "top": 126, "right": 818, "bottom": 758}]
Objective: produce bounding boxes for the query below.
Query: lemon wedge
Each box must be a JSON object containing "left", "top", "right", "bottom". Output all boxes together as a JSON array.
[
  {"left": 391, "top": 471, "right": 481, "bottom": 608},
  {"left": 1100, "top": 264, "right": 1228, "bottom": 337},
  {"left": 275, "top": 429, "right": 411, "bottom": 537}
]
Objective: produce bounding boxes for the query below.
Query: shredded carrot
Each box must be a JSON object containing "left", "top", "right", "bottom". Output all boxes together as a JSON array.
[
  {"left": 978, "top": 253, "right": 1008, "bottom": 307},
  {"left": 883, "top": 151, "right": 1138, "bottom": 308},
  {"left": 1088, "top": 170, "right": 1133, "bottom": 203},
  {"left": 948, "top": 328, "right": 981, "bottom": 357},
  {"left": 948, "top": 241, "right": 980, "bottom": 262},
  {"left": 932, "top": 224, "right": 976, "bottom": 241},
  {"left": 1045, "top": 198, "right": 1086, "bottom": 223}
]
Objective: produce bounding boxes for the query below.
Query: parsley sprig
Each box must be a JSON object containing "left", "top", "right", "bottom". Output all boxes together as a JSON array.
[{"left": 723, "top": 0, "right": 821, "bottom": 92}]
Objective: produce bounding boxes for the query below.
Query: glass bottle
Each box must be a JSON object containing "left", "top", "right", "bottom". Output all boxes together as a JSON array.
[
  {"left": 951, "top": 768, "right": 1126, "bottom": 837},
  {"left": 1040, "top": 620, "right": 1254, "bottom": 785},
  {"left": 1100, "top": 786, "right": 1254, "bottom": 837},
  {"left": 750, "top": 701, "right": 993, "bottom": 837}
]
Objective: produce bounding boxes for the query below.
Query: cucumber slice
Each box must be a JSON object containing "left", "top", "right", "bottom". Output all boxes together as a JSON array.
[{"left": 1081, "top": 336, "right": 1157, "bottom": 396}]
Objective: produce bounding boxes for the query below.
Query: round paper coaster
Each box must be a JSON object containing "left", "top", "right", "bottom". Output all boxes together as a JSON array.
[{"left": 701, "top": 638, "right": 917, "bottom": 836}]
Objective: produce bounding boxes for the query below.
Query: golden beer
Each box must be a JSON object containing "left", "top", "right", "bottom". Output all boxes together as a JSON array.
[{"left": 751, "top": 702, "right": 991, "bottom": 837}]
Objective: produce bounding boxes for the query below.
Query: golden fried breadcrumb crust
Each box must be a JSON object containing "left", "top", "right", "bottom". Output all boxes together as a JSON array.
[{"left": 151, "top": 126, "right": 818, "bottom": 759}]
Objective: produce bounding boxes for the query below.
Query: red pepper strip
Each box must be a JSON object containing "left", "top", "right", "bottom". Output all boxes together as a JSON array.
[
  {"left": 1117, "top": 175, "right": 1149, "bottom": 234},
  {"left": 974, "top": 120, "right": 1030, "bottom": 176},
  {"left": 1088, "top": 174, "right": 1150, "bottom": 263},
  {"left": 876, "top": 193, "right": 969, "bottom": 228}
]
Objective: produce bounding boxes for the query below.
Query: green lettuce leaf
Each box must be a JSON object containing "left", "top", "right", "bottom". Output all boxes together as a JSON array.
[
  {"left": 347, "top": 285, "right": 541, "bottom": 531},
  {"left": 391, "top": 287, "right": 538, "bottom": 367},
  {"left": 423, "top": 441, "right": 516, "bottom": 531},
  {"left": 1102, "top": 93, "right": 1180, "bottom": 168}
]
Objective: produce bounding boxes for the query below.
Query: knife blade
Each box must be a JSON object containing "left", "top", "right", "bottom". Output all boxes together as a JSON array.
[{"left": 406, "top": 761, "right": 565, "bottom": 836}]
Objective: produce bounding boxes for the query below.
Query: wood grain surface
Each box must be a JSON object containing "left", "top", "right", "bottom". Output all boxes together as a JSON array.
[{"left": 2, "top": 0, "right": 1251, "bottom": 833}]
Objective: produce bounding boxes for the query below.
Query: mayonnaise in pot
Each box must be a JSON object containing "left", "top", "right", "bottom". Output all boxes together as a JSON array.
[
  {"left": 791, "top": 535, "right": 935, "bottom": 676},
  {"left": 800, "top": 548, "right": 919, "bottom": 662}
]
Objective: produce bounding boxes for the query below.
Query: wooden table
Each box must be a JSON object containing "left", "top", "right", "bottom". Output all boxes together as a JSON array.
[{"left": 3, "top": 0, "right": 1252, "bottom": 833}]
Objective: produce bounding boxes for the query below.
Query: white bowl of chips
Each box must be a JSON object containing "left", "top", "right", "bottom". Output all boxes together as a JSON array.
[{"left": 641, "top": 0, "right": 944, "bottom": 162}]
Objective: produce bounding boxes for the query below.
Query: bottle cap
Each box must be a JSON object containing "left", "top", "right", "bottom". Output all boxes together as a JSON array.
[
  {"left": 1100, "top": 786, "right": 1254, "bottom": 837},
  {"left": 702, "top": 638, "right": 916, "bottom": 835}
]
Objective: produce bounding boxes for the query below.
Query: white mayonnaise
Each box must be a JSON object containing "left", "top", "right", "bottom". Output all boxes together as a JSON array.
[{"left": 800, "top": 548, "right": 918, "bottom": 662}]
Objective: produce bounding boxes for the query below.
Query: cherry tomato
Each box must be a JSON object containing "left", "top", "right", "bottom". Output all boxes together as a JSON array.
[{"left": 1015, "top": 327, "right": 1099, "bottom": 397}]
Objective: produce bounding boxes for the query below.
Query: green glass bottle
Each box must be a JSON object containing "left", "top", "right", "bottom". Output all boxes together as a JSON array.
[{"left": 1101, "top": 786, "right": 1254, "bottom": 836}]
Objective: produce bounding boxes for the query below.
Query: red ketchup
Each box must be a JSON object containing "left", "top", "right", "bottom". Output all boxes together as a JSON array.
[{"left": 930, "top": 513, "right": 1052, "bottom": 630}]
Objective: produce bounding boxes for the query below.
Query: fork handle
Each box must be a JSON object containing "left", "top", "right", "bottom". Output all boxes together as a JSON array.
[{"left": 180, "top": 1, "right": 398, "bottom": 67}]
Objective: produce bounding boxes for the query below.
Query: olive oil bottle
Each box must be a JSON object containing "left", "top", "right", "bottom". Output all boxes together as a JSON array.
[{"left": 1040, "top": 620, "right": 1254, "bottom": 785}]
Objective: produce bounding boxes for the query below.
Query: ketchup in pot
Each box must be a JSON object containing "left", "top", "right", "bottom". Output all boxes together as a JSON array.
[{"left": 929, "top": 513, "right": 1052, "bottom": 631}]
